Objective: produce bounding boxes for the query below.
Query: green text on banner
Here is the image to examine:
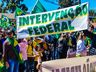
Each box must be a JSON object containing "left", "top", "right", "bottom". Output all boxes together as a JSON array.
[{"left": 16, "top": 3, "right": 88, "bottom": 39}]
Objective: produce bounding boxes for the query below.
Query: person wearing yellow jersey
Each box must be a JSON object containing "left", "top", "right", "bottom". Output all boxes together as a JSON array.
[{"left": 27, "top": 39, "right": 35, "bottom": 72}]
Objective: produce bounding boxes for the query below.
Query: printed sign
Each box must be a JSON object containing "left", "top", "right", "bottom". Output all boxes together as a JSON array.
[
  {"left": 17, "top": 3, "right": 88, "bottom": 39},
  {"left": 42, "top": 55, "right": 96, "bottom": 72}
]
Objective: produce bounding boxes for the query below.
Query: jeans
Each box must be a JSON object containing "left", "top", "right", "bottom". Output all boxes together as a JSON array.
[
  {"left": 27, "top": 57, "right": 34, "bottom": 72},
  {"left": 19, "top": 60, "right": 27, "bottom": 72},
  {"left": 24, "top": 60, "right": 27, "bottom": 72},
  {"left": 8, "top": 59, "right": 19, "bottom": 72},
  {"left": 89, "top": 47, "right": 96, "bottom": 55},
  {"left": 0, "top": 53, "right": 2, "bottom": 60},
  {"left": 34, "top": 61, "right": 38, "bottom": 72}
]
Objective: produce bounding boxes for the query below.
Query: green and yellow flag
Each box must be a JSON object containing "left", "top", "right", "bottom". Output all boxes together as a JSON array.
[
  {"left": 1, "top": 15, "right": 10, "bottom": 29},
  {"left": 31, "top": 0, "right": 46, "bottom": 14},
  {"left": 15, "top": 7, "right": 26, "bottom": 16}
]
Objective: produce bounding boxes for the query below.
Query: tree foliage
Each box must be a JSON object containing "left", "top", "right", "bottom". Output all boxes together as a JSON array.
[
  {"left": 58, "top": 0, "right": 81, "bottom": 8},
  {"left": 89, "top": 9, "right": 96, "bottom": 16},
  {"left": 59, "top": 0, "right": 73, "bottom": 8},
  {"left": 0, "top": 0, "right": 28, "bottom": 13}
]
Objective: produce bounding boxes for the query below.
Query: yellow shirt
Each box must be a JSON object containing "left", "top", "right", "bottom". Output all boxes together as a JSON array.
[
  {"left": 33, "top": 39, "right": 47, "bottom": 49},
  {"left": 34, "top": 51, "right": 42, "bottom": 61},
  {"left": 27, "top": 45, "right": 34, "bottom": 57},
  {"left": 68, "top": 38, "right": 72, "bottom": 46}
]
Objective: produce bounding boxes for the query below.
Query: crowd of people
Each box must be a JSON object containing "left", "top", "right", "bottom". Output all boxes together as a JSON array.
[{"left": 0, "top": 23, "right": 96, "bottom": 72}]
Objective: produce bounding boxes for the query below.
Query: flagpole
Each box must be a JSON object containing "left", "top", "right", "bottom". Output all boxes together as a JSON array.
[{"left": 31, "top": 0, "right": 39, "bottom": 12}]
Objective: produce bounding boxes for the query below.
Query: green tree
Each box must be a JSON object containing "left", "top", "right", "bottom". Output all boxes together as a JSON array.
[
  {"left": 89, "top": 10, "right": 96, "bottom": 16},
  {"left": 89, "top": 10, "right": 96, "bottom": 23},
  {"left": 0, "top": 0, "right": 28, "bottom": 13},
  {"left": 59, "top": 0, "right": 74, "bottom": 8},
  {"left": 58, "top": 0, "right": 81, "bottom": 8}
]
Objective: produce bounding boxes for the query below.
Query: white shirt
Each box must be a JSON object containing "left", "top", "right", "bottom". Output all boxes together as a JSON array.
[{"left": 76, "top": 39, "right": 86, "bottom": 54}]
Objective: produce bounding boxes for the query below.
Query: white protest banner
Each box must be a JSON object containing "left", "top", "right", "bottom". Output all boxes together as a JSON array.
[
  {"left": 42, "top": 55, "right": 96, "bottom": 72},
  {"left": 16, "top": 3, "right": 88, "bottom": 39}
]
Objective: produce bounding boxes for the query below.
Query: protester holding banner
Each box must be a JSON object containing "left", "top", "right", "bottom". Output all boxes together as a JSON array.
[
  {"left": 76, "top": 32, "right": 87, "bottom": 57},
  {"left": 67, "top": 32, "right": 76, "bottom": 52},
  {"left": 58, "top": 33, "right": 68, "bottom": 58}
]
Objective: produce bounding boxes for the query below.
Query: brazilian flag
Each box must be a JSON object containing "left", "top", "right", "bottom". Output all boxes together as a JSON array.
[
  {"left": 15, "top": 7, "right": 26, "bottom": 17},
  {"left": 31, "top": 0, "right": 46, "bottom": 14},
  {"left": 1, "top": 15, "right": 10, "bottom": 29}
]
